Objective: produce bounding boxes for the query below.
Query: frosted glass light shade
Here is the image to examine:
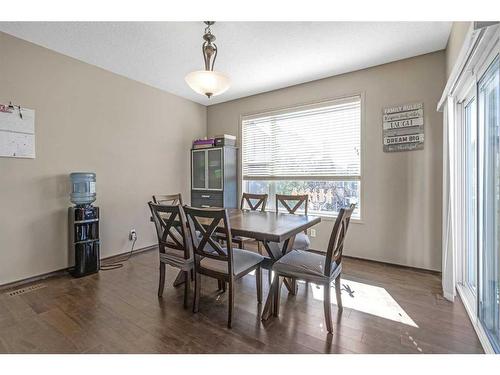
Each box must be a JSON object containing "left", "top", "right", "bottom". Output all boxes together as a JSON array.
[{"left": 185, "top": 70, "right": 231, "bottom": 98}]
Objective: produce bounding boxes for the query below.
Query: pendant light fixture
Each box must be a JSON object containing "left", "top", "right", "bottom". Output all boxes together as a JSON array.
[{"left": 185, "top": 21, "right": 231, "bottom": 99}]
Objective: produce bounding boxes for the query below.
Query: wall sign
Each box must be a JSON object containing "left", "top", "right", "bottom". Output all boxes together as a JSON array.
[
  {"left": 0, "top": 104, "right": 36, "bottom": 158},
  {"left": 383, "top": 102, "right": 424, "bottom": 152}
]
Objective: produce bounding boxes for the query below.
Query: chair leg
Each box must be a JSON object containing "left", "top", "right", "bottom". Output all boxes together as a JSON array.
[
  {"left": 228, "top": 279, "right": 234, "bottom": 328},
  {"left": 183, "top": 270, "right": 190, "bottom": 309},
  {"left": 257, "top": 241, "right": 262, "bottom": 255},
  {"left": 158, "top": 263, "right": 166, "bottom": 297},
  {"left": 335, "top": 274, "right": 343, "bottom": 311},
  {"left": 193, "top": 271, "right": 200, "bottom": 313},
  {"left": 219, "top": 280, "right": 227, "bottom": 292},
  {"left": 323, "top": 282, "right": 333, "bottom": 334},
  {"left": 238, "top": 240, "right": 243, "bottom": 249},
  {"left": 256, "top": 266, "right": 262, "bottom": 304},
  {"left": 291, "top": 278, "right": 298, "bottom": 295},
  {"left": 273, "top": 275, "right": 281, "bottom": 317}
]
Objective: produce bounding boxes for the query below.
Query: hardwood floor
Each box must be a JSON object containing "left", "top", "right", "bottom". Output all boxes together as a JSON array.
[{"left": 0, "top": 249, "right": 483, "bottom": 354}]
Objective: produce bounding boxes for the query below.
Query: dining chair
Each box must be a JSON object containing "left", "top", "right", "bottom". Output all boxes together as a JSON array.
[
  {"left": 184, "top": 206, "right": 264, "bottom": 328},
  {"left": 152, "top": 193, "right": 183, "bottom": 206},
  {"left": 241, "top": 193, "right": 268, "bottom": 211},
  {"left": 236, "top": 193, "right": 268, "bottom": 251},
  {"left": 275, "top": 194, "right": 310, "bottom": 250},
  {"left": 217, "top": 193, "right": 268, "bottom": 252},
  {"left": 148, "top": 201, "right": 192, "bottom": 308},
  {"left": 270, "top": 203, "right": 356, "bottom": 333}
]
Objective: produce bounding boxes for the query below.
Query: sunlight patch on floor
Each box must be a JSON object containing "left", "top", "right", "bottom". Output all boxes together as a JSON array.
[{"left": 310, "top": 279, "right": 418, "bottom": 328}]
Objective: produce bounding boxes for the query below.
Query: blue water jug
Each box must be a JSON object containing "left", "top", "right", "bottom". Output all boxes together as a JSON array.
[{"left": 70, "top": 172, "right": 96, "bottom": 206}]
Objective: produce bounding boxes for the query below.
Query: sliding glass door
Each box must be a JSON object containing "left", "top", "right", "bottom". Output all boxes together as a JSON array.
[
  {"left": 479, "top": 56, "right": 500, "bottom": 353},
  {"left": 464, "top": 93, "right": 478, "bottom": 297}
]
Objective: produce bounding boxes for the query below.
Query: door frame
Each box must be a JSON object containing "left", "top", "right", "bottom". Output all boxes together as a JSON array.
[
  {"left": 456, "top": 80, "right": 478, "bottom": 317},
  {"left": 448, "top": 24, "right": 500, "bottom": 354}
]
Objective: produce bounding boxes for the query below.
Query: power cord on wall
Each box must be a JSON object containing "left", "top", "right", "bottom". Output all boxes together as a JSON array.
[{"left": 100, "top": 232, "right": 137, "bottom": 271}]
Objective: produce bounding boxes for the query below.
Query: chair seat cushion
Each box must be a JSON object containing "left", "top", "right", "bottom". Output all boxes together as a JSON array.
[
  {"left": 266, "top": 232, "right": 311, "bottom": 255},
  {"left": 272, "top": 250, "right": 339, "bottom": 282},
  {"left": 159, "top": 249, "right": 193, "bottom": 271},
  {"left": 294, "top": 232, "right": 310, "bottom": 250},
  {"left": 200, "top": 248, "right": 264, "bottom": 275}
]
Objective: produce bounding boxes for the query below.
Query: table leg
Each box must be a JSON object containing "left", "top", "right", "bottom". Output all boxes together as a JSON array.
[
  {"left": 261, "top": 235, "right": 297, "bottom": 320},
  {"left": 262, "top": 272, "right": 286, "bottom": 320},
  {"left": 281, "top": 235, "right": 297, "bottom": 295},
  {"left": 173, "top": 270, "right": 186, "bottom": 287},
  {"left": 283, "top": 278, "right": 298, "bottom": 295},
  {"left": 261, "top": 275, "right": 275, "bottom": 321}
]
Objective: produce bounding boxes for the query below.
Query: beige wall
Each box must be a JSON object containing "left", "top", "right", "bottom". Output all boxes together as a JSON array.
[
  {"left": 208, "top": 51, "right": 446, "bottom": 271},
  {"left": 445, "top": 22, "right": 472, "bottom": 78},
  {"left": 0, "top": 32, "right": 207, "bottom": 285},
  {"left": 0, "top": 31, "right": 447, "bottom": 284}
]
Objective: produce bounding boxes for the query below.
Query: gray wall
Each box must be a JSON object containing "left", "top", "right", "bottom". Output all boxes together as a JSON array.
[
  {"left": 0, "top": 32, "right": 207, "bottom": 285},
  {"left": 207, "top": 51, "right": 446, "bottom": 271}
]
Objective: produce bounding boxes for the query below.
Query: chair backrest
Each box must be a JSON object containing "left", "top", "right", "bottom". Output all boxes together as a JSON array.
[
  {"left": 183, "top": 206, "right": 235, "bottom": 274},
  {"left": 152, "top": 193, "right": 183, "bottom": 206},
  {"left": 240, "top": 193, "right": 268, "bottom": 211},
  {"left": 148, "top": 201, "right": 191, "bottom": 259},
  {"left": 276, "top": 194, "right": 309, "bottom": 215},
  {"left": 324, "top": 204, "right": 356, "bottom": 275}
]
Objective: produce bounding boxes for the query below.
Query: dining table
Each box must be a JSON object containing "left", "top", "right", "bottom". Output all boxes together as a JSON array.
[
  {"left": 153, "top": 207, "right": 321, "bottom": 319},
  {"left": 179, "top": 208, "right": 321, "bottom": 320}
]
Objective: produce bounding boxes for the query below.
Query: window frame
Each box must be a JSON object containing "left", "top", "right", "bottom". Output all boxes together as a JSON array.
[{"left": 238, "top": 93, "right": 365, "bottom": 222}]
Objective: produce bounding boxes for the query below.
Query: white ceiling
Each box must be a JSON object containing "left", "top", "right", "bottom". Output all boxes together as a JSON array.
[{"left": 0, "top": 22, "right": 452, "bottom": 106}]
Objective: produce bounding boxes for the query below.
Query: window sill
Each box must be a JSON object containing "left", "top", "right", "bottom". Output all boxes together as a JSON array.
[{"left": 259, "top": 209, "right": 363, "bottom": 224}]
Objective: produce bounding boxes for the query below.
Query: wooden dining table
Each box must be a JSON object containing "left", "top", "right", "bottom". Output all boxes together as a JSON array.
[
  {"left": 189, "top": 208, "right": 321, "bottom": 320},
  {"left": 153, "top": 207, "right": 321, "bottom": 320}
]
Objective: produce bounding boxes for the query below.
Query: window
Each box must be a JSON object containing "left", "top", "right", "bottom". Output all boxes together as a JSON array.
[{"left": 241, "top": 96, "right": 362, "bottom": 219}]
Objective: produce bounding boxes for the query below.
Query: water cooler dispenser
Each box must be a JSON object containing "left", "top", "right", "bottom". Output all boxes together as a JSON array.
[{"left": 68, "top": 172, "right": 100, "bottom": 277}]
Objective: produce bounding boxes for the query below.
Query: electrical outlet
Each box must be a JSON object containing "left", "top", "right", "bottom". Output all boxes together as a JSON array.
[
  {"left": 129, "top": 229, "right": 137, "bottom": 241},
  {"left": 309, "top": 229, "right": 316, "bottom": 237}
]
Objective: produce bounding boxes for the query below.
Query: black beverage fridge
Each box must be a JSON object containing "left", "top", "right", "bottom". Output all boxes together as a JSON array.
[{"left": 68, "top": 206, "right": 100, "bottom": 277}]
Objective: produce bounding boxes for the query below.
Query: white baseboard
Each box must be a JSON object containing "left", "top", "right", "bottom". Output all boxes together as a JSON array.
[{"left": 443, "top": 289, "right": 456, "bottom": 302}]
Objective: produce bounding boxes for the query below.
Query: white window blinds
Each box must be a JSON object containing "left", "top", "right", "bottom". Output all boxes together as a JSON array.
[{"left": 242, "top": 96, "right": 361, "bottom": 180}]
